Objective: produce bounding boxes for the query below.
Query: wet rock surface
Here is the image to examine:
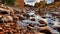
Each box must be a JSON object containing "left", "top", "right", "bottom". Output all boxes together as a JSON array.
[{"left": 0, "top": 6, "right": 60, "bottom": 34}]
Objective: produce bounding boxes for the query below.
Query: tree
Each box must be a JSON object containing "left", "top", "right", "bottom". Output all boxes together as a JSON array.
[
  {"left": 6, "top": 0, "right": 15, "bottom": 5},
  {"left": 2, "top": 0, "right": 6, "bottom": 4},
  {"left": 2, "top": 0, "right": 15, "bottom": 5}
]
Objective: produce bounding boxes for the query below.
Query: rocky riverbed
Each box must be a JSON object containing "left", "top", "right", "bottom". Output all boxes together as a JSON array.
[{"left": 0, "top": 6, "right": 60, "bottom": 34}]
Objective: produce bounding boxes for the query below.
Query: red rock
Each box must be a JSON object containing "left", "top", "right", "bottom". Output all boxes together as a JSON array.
[
  {"left": 12, "top": 30, "right": 18, "bottom": 33},
  {"left": 3, "top": 29, "right": 10, "bottom": 33},
  {"left": 0, "top": 32, "right": 4, "bottom": 34}
]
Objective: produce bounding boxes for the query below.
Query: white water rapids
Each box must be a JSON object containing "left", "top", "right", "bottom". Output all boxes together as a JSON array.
[{"left": 24, "top": 0, "right": 54, "bottom": 6}]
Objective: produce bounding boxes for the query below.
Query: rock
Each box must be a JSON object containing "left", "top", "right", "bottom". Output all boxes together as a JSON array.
[
  {"left": 10, "top": 23, "right": 15, "bottom": 26},
  {"left": 12, "top": 29, "right": 18, "bottom": 33},
  {"left": 0, "top": 24, "right": 4, "bottom": 27},
  {"left": 42, "top": 16, "right": 47, "bottom": 19},
  {"left": 3, "top": 26, "right": 8, "bottom": 29},
  {"left": 56, "top": 27, "right": 60, "bottom": 32},
  {"left": 37, "top": 24, "right": 46, "bottom": 27},
  {"left": 48, "top": 23, "right": 54, "bottom": 25},
  {"left": 0, "top": 27, "right": 3, "bottom": 30},
  {"left": 29, "top": 23, "right": 35, "bottom": 27},
  {"left": 2, "top": 16, "right": 13, "bottom": 22},
  {"left": 10, "top": 26, "right": 16, "bottom": 29},
  {"left": 39, "top": 20, "right": 47, "bottom": 25},
  {"left": 37, "top": 32, "right": 45, "bottom": 34},
  {"left": 38, "top": 27, "right": 47, "bottom": 31},
  {"left": 5, "top": 32, "right": 11, "bottom": 34},
  {"left": 25, "top": 7, "right": 30, "bottom": 11},
  {"left": 18, "top": 15, "right": 27, "bottom": 20},
  {"left": 7, "top": 16, "right": 13, "bottom": 21},
  {"left": 5, "top": 24, "right": 10, "bottom": 27},
  {"left": 30, "top": 18, "right": 35, "bottom": 21},
  {"left": 0, "top": 18, "right": 3, "bottom": 23},
  {"left": 50, "top": 13, "right": 59, "bottom": 16},
  {"left": 27, "top": 26, "right": 33, "bottom": 30},
  {"left": 56, "top": 16, "right": 60, "bottom": 18},
  {"left": 0, "top": 15, "right": 3, "bottom": 23},
  {"left": 23, "top": 13, "right": 30, "bottom": 18},
  {"left": 0, "top": 15, "right": 2, "bottom": 17},
  {"left": 38, "top": 27, "right": 53, "bottom": 34},
  {"left": 39, "top": 11, "right": 45, "bottom": 16},
  {"left": 0, "top": 11, "right": 8, "bottom": 15},
  {"left": 0, "top": 32, "right": 4, "bottom": 34},
  {"left": 3, "top": 29, "right": 10, "bottom": 33}
]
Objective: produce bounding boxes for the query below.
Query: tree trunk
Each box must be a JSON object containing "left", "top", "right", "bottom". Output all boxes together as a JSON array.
[{"left": 15, "top": 0, "right": 24, "bottom": 8}]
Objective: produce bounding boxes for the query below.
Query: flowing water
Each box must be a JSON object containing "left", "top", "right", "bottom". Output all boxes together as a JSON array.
[{"left": 17, "top": 9, "right": 60, "bottom": 34}]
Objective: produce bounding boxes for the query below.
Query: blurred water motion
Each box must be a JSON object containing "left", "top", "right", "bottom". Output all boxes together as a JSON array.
[{"left": 24, "top": 0, "right": 54, "bottom": 6}]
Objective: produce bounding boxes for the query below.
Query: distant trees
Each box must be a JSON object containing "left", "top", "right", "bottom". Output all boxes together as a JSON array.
[
  {"left": 54, "top": 0, "right": 60, "bottom": 2},
  {"left": 2, "top": 0, "right": 15, "bottom": 5}
]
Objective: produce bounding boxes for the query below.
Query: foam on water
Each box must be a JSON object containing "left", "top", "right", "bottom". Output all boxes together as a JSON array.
[{"left": 24, "top": 0, "right": 54, "bottom": 6}]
